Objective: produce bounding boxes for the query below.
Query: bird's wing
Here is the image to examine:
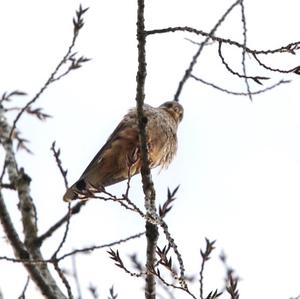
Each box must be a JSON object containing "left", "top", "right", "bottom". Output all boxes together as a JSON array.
[
  {"left": 78, "top": 111, "right": 140, "bottom": 187},
  {"left": 80, "top": 119, "right": 131, "bottom": 177},
  {"left": 63, "top": 105, "right": 173, "bottom": 201}
]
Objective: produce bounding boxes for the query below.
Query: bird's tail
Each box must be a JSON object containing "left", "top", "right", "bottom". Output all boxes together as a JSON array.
[
  {"left": 63, "top": 185, "right": 79, "bottom": 202},
  {"left": 63, "top": 178, "right": 96, "bottom": 202}
]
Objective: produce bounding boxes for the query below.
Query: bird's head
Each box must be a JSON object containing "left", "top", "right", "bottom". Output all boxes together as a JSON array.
[{"left": 160, "top": 101, "right": 184, "bottom": 123}]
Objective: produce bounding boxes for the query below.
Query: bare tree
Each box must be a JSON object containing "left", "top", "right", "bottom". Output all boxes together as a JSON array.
[{"left": 0, "top": 1, "right": 300, "bottom": 298}]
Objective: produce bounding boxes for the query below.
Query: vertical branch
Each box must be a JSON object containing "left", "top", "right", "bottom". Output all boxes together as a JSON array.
[
  {"left": 135, "top": 0, "right": 158, "bottom": 298},
  {"left": 239, "top": 0, "right": 252, "bottom": 100}
]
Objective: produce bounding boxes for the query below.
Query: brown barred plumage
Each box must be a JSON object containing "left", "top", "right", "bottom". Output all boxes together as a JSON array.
[{"left": 63, "top": 101, "right": 183, "bottom": 201}]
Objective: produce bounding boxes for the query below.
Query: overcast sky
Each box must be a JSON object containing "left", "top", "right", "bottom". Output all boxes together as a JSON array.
[{"left": 1, "top": 1, "right": 300, "bottom": 298}]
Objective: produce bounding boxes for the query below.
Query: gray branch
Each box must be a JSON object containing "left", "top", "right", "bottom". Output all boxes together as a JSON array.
[
  {"left": 135, "top": 0, "right": 159, "bottom": 298},
  {"left": 0, "top": 107, "right": 67, "bottom": 299}
]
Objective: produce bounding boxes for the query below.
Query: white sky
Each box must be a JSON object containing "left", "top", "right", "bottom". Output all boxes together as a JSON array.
[{"left": 1, "top": 0, "right": 300, "bottom": 298}]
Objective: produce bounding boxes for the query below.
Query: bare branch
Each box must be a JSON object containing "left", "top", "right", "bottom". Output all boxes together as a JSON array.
[
  {"left": 218, "top": 42, "right": 269, "bottom": 85},
  {"left": 26, "top": 107, "right": 52, "bottom": 121},
  {"left": 199, "top": 238, "right": 216, "bottom": 299},
  {"left": 239, "top": 0, "right": 252, "bottom": 100},
  {"left": 9, "top": 5, "right": 89, "bottom": 140},
  {"left": 159, "top": 186, "right": 179, "bottom": 218},
  {"left": 0, "top": 100, "right": 67, "bottom": 299},
  {"left": 173, "top": 0, "right": 241, "bottom": 101},
  {"left": 220, "top": 251, "right": 240, "bottom": 298},
  {"left": 108, "top": 248, "right": 143, "bottom": 277},
  {"left": 159, "top": 218, "right": 186, "bottom": 288},
  {"left": 190, "top": 75, "right": 290, "bottom": 96},
  {"left": 147, "top": 265, "right": 197, "bottom": 299},
  {"left": 94, "top": 191, "right": 145, "bottom": 217},
  {"left": 205, "top": 290, "right": 222, "bottom": 299},
  {"left": 57, "top": 231, "right": 145, "bottom": 262},
  {"left": 0, "top": 90, "right": 27, "bottom": 105},
  {"left": 13, "top": 130, "right": 33, "bottom": 154},
  {"left": 51, "top": 141, "right": 69, "bottom": 189},
  {"left": 0, "top": 232, "right": 145, "bottom": 267},
  {"left": 253, "top": 53, "right": 300, "bottom": 74},
  {"left": 146, "top": 26, "right": 300, "bottom": 55},
  {"left": 226, "top": 277, "right": 239, "bottom": 299},
  {"left": 51, "top": 203, "right": 71, "bottom": 258},
  {"left": 17, "top": 277, "right": 30, "bottom": 299},
  {"left": 156, "top": 245, "right": 175, "bottom": 275},
  {"left": 53, "top": 262, "right": 74, "bottom": 299},
  {"left": 136, "top": 1, "right": 159, "bottom": 298},
  {"left": 108, "top": 286, "right": 118, "bottom": 299},
  {"left": 36, "top": 201, "right": 86, "bottom": 246}
]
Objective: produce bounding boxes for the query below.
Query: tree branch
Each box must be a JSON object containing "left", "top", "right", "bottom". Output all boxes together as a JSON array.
[
  {"left": 0, "top": 106, "right": 67, "bottom": 299},
  {"left": 36, "top": 201, "right": 86, "bottom": 246},
  {"left": 136, "top": 1, "right": 159, "bottom": 298},
  {"left": 172, "top": 0, "right": 240, "bottom": 101},
  {"left": 146, "top": 26, "right": 300, "bottom": 55},
  {"left": 9, "top": 5, "right": 89, "bottom": 140},
  {"left": 190, "top": 75, "right": 290, "bottom": 95}
]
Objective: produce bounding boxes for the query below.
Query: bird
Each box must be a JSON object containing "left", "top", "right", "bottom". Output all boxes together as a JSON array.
[{"left": 63, "top": 101, "right": 183, "bottom": 201}]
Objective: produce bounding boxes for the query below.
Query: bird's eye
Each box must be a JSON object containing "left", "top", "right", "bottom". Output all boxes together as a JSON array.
[{"left": 174, "top": 106, "right": 181, "bottom": 114}]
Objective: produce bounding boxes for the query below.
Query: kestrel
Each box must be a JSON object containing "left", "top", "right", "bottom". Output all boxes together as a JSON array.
[{"left": 63, "top": 101, "right": 183, "bottom": 201}]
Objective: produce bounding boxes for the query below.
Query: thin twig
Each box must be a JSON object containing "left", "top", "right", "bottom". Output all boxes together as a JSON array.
[
  {"left": 108, "top": 286, "right": 118, "bottom": 299},
  {"left": 252, "top": 53, "right": 300, "bottom": 74},
  {"left": 159, "top": 219, "right": 186, "bottom": 288},
  {"left": 199, "top": 238, "right": 216, "bottom": 299},
  {"left": 239, "top": 0, "right": 252, "bottom": 101},
  {"left": 52, "top": 203, "right": 72, "bottom": 259},
  {"left": 51, "top": 141, "right": 69, "bottom": 189},
  {"left": 146, "top": 26, "right": 300, "bottom": 55},
  {"left": 94, "top": 192, "right": 145, "bottom": 217},
  {"left": 50, "top": 141, "right": 72, "bottom": 258},
  {"left": 159, "top": 186, "right": 179, "bottom": 218},
  {"left": 123, "top": 162, "right": 133, "bottom": 199},
  {"left": 36, "top": 201, "right": 86, "bottom": 246},
  {"left": 190, "top": 75, "right": 290, "bottom": 95},
  {"left": 17, "top": 276, "right": 30, "bottom": 299},
  {"left": 173, "top": 0, "right": 241, "bottom": 101},
  {"left": 218, "top": 42, "right": 269, "bottom": 84},
  {"left": 53, "top": 262, "right": 73, "bottom": 299},
  {"left": 9, "top": 5, "right": 89, "bottom": 140},
  {"left": 0, "top": 90, "right": 27, "bottom": 105},
  {"left": 108, "top": 248, "right": 144, "bottom": 278},
  {"left": 57, "top": 231, "right": 145, "bottom": 262},
  {"left": 148, "top": 266, "right": 197, "bottom": 299},
  {"left": 0, "top": 232, "right": 145, "bottom": 265}
]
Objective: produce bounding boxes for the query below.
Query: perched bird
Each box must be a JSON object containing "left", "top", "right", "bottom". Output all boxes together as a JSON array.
[{"left": 63, "top": 101, "right": 183, "bottom": 201}]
